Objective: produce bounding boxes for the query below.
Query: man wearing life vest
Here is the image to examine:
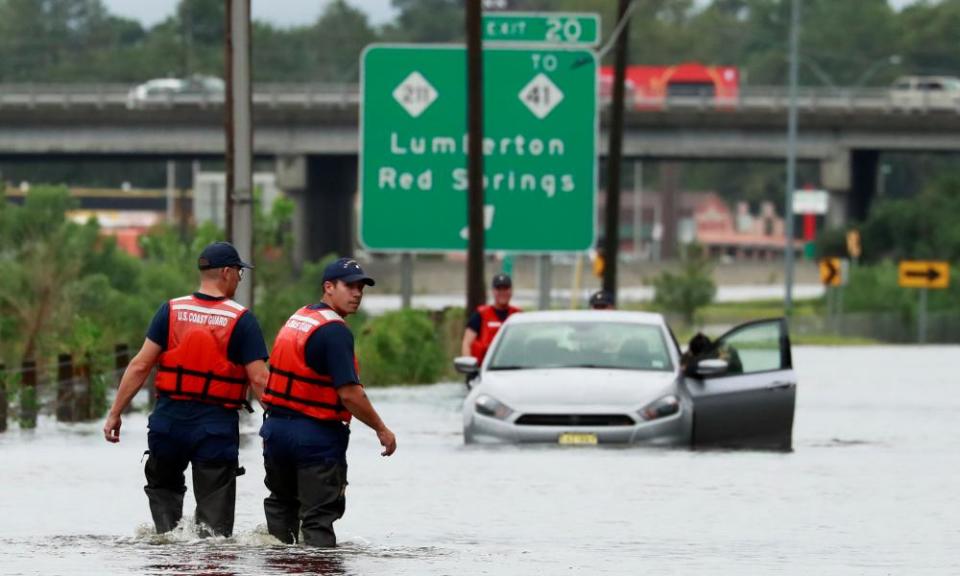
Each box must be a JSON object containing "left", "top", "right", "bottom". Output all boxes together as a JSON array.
[
  {"left": 461, "top": 273, "right": 522, "bottom": 366},
  {"left": 260, "top": 257, "right": 397, "bottom": 547},
  {"left": 102, "top": 242, "right": 269, "bottom": 537}
]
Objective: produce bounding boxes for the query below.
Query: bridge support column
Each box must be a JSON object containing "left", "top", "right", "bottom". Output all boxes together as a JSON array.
[
  {"left": 659, "top": 162, "right": 680, "bottom": 260},
  {"left": 277, "top": 155, "right": 357, "bottom": 266},
  {"left": 821, "top": 151, "right": 851, "bottom": 229}
]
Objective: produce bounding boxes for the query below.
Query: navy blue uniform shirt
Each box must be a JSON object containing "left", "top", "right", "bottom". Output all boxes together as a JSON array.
[
  {"left": 146, "top": 292, "right": 269, "bottom": 422},
  {"left": 467, "top": 307, "right": 512, "bottom": 333}
]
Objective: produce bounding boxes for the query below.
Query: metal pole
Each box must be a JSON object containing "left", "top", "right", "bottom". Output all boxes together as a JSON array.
[
  {"left": 633, "top": 161, "right": 643, "bottom": 258},
  {"left": 224, "top": 2, "right": 234, "bottom": 240},
  {"left": 571, "top": 253, "right": 584, "bottom": 309},
  {"left": 537, "top": 255, "right": 552, "bottom": 310},
  {"left": 837, "top": 285, "right": 845, "bottom": 335},
  {"left": 165, "top": 160, "right": 176, "bottom": 223},
  {"left": 918, "top": 288, "right": 928, "bottom": 344},
  {"left": 401, "top": 253, "right": 413, "bottom": 309},
  {"left": 466, "top": 1, "right": 486, "bottom": 315},
  {"left": 784, "top": 0, "right": 801, "bottom": 315},
  {"left": 603, "top": 0, "right": 632, "bottom": 301},
  {"left": 228, "top": 0, "right": 254, "bottom": 308}
]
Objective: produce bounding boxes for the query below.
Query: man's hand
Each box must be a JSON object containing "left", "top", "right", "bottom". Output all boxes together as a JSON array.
[
  {"left": 377, "top": 427, "right": 397, "bottom": 456},
  {"left": 103, "top": 412, "right": 122, "bottom": 443}
]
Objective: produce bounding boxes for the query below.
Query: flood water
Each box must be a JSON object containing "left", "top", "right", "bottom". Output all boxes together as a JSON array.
[{"left": 1, "top": 346, "right": 958, "bottom": 575}]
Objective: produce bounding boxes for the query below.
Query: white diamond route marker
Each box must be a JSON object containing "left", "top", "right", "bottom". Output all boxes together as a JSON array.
[
  {"left": 392, "top": 71, "right": 438, "bottom": 118},
  {"left": 518, "top": 73, "right": 564, "bottom": 119}
]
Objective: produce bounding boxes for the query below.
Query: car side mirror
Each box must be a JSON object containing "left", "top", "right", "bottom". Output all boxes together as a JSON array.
[
  {"left": 695, "top": 358, "right": 728, "bottom": 377},
  {"left": 453, "top": 356, "right": 479, "bottom": 376}
]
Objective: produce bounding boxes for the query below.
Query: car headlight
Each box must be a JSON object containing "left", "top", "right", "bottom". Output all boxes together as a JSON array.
[
  {"left": 639, "top": 394, "right": 680, "bottom": 421},
  {"left": 475, "top": 394, "right": 514, "bottom": 420}
]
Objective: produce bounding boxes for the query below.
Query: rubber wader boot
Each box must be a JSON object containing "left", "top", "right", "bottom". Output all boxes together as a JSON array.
[
  {"left": 298, "top": 462, "right": 347, "bottom": 548},
  {"left": 192, "top": 462, "right": 238, "bottom": 537},
  {"left": 144, "top": 455, "right": 187, "bottom": 534},
  {"left": 264, "top": 461, "right": 300, "bottom": 544}
]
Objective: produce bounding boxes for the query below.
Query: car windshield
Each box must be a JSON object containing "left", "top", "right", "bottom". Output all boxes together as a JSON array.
[{"left": 487, "top": 321, "right": 674, "bottom": 372}]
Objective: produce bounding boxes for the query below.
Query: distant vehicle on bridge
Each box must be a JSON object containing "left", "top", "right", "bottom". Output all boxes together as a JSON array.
[
  {"left": 600, "top": 63, "right": 740, "bottom": 109},
  {"left": 126, "top": 75, "right": 225, "bottom": 109},
  {"left": 890, "top": 75, "right": 960, "bottom": 110}
]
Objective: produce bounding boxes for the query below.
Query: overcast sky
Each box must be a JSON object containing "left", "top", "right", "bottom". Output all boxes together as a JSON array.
[
  {"left": 104, "top": 0, "right": 918, "bottom": 30},
  {"left": 102, "top": 0, "right": 398, "bottom": 28}
]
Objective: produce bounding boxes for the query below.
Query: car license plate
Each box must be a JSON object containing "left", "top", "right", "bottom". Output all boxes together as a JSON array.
[{"left": 558, "top": 433, "right": 598, "bottom": 445}]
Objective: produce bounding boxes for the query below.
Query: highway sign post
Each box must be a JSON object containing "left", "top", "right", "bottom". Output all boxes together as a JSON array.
[
  {"left": 482, "top": 13, "right": 601, "bottom": 47},
  {"left": 898, "top": 260, "right": 950, "bottom": 343},
  {"left": 819, "top": 257, "right": 849, "bottom": 333},
  {"left": 360, "top": 45, "right": 597, "bottom": 252}
]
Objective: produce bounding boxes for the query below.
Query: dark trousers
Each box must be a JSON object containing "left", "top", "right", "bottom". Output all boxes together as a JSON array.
[
  {"left": 145, "top": 414, "right": 240, "bottom": 537},
  {"left": 260, "top": 413, "right": 349, "bottom": 547}
]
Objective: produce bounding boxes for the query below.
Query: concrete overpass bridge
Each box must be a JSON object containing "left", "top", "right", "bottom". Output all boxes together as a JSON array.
[{"left": 2, "top": 83, "right": 958, "bottom": 259}]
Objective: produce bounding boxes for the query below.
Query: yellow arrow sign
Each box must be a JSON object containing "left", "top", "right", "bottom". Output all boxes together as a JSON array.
[
  {"left": 819, "top": 258, "right": 843, "bottom": 286},
  {"left": 898, "top": 260, "right": 950, "bottom": 289}
]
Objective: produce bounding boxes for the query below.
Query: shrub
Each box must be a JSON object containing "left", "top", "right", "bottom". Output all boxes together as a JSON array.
[
  {"left": 652, "top": 244, "right": 716, "bottom": 325},
  {"left": 355, "top": 309, "right": 446, "bottom": 386}
]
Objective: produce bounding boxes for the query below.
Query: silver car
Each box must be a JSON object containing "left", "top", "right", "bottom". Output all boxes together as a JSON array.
[{"left": 455, "top": 311, "right": 796, "bottom": 450}]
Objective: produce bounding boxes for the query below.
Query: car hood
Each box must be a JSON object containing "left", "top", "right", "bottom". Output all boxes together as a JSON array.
[{"left": 476, "top": 368, "right": 678, "bottom": 413}]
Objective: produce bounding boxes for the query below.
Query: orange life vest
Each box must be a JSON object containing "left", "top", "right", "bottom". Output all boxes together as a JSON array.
[
  {"left": 470, "top": 305, "right": 521, "bottom": 364},
  {"left": 263, "top": 306, "right": 354, "bottom": 422},
  {"left": 155, "top": 295, "right": 250, "bottom": 410}
]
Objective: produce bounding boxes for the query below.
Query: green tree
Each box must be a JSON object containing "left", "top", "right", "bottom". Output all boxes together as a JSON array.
[
  {"left": 652, "top": 244, "right": 717, "bottom": 325},
  {"left": 309, "top": 0, "right": 376, "bottom": 82},
  {"left": 383, "top": 0, "right": 464, "bottom": 42}
]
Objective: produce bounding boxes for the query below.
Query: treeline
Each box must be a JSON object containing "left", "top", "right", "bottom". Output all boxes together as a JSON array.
[
  {"left": 0, "top": 186, "right": 452, "bottom": 428},
  {"left": 0, "top": 0, "right": 957, "bottom": 86}
]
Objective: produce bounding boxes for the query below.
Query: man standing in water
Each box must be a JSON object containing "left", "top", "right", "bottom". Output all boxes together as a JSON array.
[
  {"left": 103, "top": 241, "right": 269, "bottom": 537},
  {"left": 260, "top": 257, "right": 397, "bottom": 547},
  {"left": 461, "top": 273, "right": 521, "bottom": 365}
]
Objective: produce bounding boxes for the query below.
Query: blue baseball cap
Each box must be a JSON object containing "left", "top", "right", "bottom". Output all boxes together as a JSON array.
[
  {"left": 198, "top": 241, "right": 253, "bottom": 270},
  {"left": 589, "top": 290, "right": 615, "bottom": 309},
  {"left": 492, "top": 273, "right": 512, "bottom": 288},
  {"left": 322, "top": 257, "right": 375, "bottom": 286}
]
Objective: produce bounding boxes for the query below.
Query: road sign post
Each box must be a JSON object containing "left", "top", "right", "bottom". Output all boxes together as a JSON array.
[
  {"left": 360, "top": 45, "right": 597, "bottom": 252},
  {"left": 918, "top": 288, "right": 928, "bottom": 344},
  {"left": 819, "top": 258, "right": 848, "bottom": 333},
  {"left": 898, "top": 260, "right": 950, "bottom": 343}
]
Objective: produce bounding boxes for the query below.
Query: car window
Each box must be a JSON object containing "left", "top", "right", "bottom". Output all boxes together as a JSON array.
[
  {"left": 487, "top": 321, "right": 673, "bottom": 372},
  {"left": 713, "top": 321, "right": 783, "bottom": 374}
]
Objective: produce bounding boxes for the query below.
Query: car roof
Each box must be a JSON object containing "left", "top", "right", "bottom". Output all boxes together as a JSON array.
[
  {"left": 142, "top": 78, "right": 184, "bottom": 88},
  {"left": 504, "top": 309, "right": 668, "bottom": 327}
]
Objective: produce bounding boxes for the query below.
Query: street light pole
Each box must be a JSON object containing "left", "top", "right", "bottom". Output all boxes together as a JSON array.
[
  {"left": 784, "top": 0, "right": 801, "bottom": 315},
  {"left": 226, "top": 0, "right": 254, "bottom": 308}
]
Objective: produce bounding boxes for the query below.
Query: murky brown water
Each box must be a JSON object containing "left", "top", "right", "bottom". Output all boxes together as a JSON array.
[{"left": 1, "top": 346, "right": 958, "bottom": 575}]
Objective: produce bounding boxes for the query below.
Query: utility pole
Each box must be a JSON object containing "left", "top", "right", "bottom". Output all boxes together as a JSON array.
[
  {"left": 602, "top": 0, "right": 632, "bottom": 302},
  {"left": 466, "top": 0, "right": 486, "bottom": 315},
  {"left": 784, "top": 0, "right": 801, "bottom": 315},
  {"left": 226, "top": 0, "right": 254, "bottom": 307}
]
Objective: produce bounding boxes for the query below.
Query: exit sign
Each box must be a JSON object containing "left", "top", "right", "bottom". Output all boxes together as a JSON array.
[{"left": 482, "top": 13, "right": 600, "bottom": 47}]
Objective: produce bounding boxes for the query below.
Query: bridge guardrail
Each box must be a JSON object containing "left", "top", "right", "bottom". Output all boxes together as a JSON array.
[{"left": 0, "top": 84, "right": 957, "bottom": 115}]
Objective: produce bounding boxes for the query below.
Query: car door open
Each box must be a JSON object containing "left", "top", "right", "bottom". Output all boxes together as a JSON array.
[{"left": 684, "top": 318, "right": 796, "bottom": 450}]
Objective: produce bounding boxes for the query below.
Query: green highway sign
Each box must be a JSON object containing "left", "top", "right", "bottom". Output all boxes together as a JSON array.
[
  {"left": 482, "top": 12, "right": 601, "bottom": 47},
  {"left": 360, "top": 44, "right": 597, "bottom": 252}
]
